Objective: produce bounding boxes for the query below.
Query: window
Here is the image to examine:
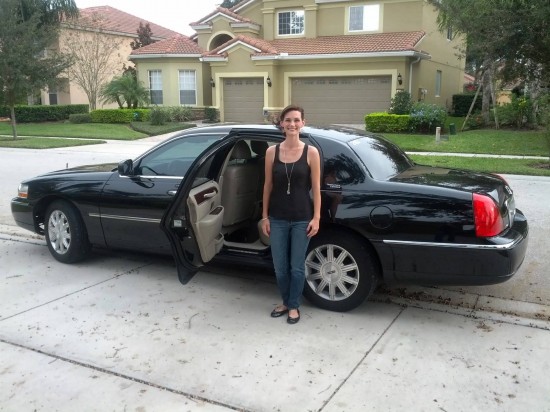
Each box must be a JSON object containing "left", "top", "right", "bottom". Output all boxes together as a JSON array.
[
  {"left": 136, "top": 133, "right": 224, "bottom": 177},
  {"left": 349, "top": 4, "right": 380, "bottom": 32},
  {"left": 179, "top": 70, "right": 197, "bottom": 105},
  {"left": 446, "top": 26, "right": 453, "bottom": 41},
  {"left": 48, "top": 87, "right": 58, "bottom": 105},
  {"left": 149, "top": 70, "right": 163, "bottom": 105},
  {"left": 435, "top": 70, "right": 442, "bottom": 97},
  {"left": 278, "top": 10, "right": 304, "bottom": 35}
]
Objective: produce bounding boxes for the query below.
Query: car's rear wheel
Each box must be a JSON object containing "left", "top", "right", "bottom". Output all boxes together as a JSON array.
[
  {"left": 303, "top": 230, "right": 379, "bottom": 312},
  {"left": 45, "top": 200, "right": 91, "bottom": 263}
]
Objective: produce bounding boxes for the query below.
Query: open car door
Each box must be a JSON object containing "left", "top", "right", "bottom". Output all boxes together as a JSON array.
[{"left": 162, "top": 179, "right": 224, "bottom": 284}]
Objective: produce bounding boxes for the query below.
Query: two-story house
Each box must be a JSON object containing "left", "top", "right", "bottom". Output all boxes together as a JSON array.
[
  {"left": 130, "top": 0, "right": 465, "bottom": 124},
  {"left": 44, "top": 6, "right": 181, "bottom": 108}
]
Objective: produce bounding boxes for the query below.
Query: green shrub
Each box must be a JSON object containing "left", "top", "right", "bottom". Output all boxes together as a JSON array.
[
  {"left": 452, "top": 93, "right": 482, "bottom": 116},
  {"left": 90, "top": 108, "right": 150, "bottom": 123},
  {"left": 204, "top": 107, "right": 218, "bottom": 123},
  {"left": 409, "top": 103, "right": 447, "bottom": 133},
  {"left": 389, "top": 91, "right": 413, "bottom": 114},
  {"left": 131, "top": 109, "right": 150, "bottom": 122},
  {"left": 365, "top": 112, "right": 410, "bottom": 133},
  {"left": 497, "top": 96, "right": 535, "bottom": 128},
  {"left": 464, "top": 113, "right": 484, "bottom": 130},
  {"left": 69, "top": 113, "right": 92, "bottom": 123},
  {"left": 0, "top": 104, "right": 89, "bottom": 122},
  {"left": 150, "top": 107, "right": 169, "bottom": 125},
  {"left": 168, "top": 106, "right": 193, "bottom": 122}
]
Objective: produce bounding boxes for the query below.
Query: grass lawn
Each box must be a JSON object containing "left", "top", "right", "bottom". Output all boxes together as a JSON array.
[
  {"left": 0, "top": 136, "right": 106, "bottom": 149},
  {"left": 411, "top": 155, "right": 550, "bottom": 176},
  {"left": 0, "top": 122, "right": 147, "bottom": 140},
  {"left": 1, "top": 119, "right": 549, "bottom": 176},
  {"left": 383, "top": 129, "right": 549, "bottom": 157}
]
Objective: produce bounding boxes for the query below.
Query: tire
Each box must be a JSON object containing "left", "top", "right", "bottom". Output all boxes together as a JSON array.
[
  {"left": 44, "top": 200, "right": 91, "bottom": 263},
  {"left": 303, "top": 230, "right": 379, "bottom": 312}
]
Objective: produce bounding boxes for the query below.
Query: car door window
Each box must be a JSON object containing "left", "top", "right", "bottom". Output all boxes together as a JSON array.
[{"left": 135, "top": 133, "right": 224, "bottom": 177}]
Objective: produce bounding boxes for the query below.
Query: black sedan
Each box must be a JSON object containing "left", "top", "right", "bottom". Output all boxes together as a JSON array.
[{"left": 11, "top": 124, "right": 528, "bottom": 312}]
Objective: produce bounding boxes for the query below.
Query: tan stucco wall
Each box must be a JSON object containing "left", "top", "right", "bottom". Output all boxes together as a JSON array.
[
  {"left": 135, "top": 0, "right": 466, "bottom": 117},
  {"left": 43, "top": 27, "right": 137, "bottom": 109},
  {"left": 410, "top": 1, "right": 465, "bottom": 109},
  {"left": 134, "top": 58, "right": 211, "bottom": 107}
]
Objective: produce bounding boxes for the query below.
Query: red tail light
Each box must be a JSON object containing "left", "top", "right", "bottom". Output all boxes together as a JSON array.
[{"left": 473, "top": 193, "right": 505, "bottom": 237}]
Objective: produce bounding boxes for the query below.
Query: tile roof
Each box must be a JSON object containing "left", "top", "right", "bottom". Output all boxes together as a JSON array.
[
  {"left": 207, "top": 35, "right": 278, "bottom": 56},
  {"left": 72, "top": 6, "right": 182, "bottom": 39},
  {"left": 131, "top": 35, "right": 203, "bottom": 56},
  {"left": 190, "top": 7, "right": 257, "bottom": 26},
  {"left": 203, "top": 31, "right": 427, "bottom": 58}
]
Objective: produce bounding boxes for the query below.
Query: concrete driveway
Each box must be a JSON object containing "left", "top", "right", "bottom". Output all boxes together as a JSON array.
[
  {"left": 1, "top": 136, "right": 550, "bottom": 410},
  {"left": 1, "top": 234, "right": 550, "bottom": 411}
]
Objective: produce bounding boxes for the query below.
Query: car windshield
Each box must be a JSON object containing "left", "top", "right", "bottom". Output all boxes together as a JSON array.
[
  {"left": 348, "top": 135, "right": 414, "bottom": 180},
  {"left": 136, "top": 133, "right": 224, "bottom": 177}
]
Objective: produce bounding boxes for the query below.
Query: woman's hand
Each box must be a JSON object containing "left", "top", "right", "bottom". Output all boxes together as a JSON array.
[
  {"left": 261, "top": 218, "right": 270, "bottom": 237},
  {"left": 307, "top": 218, "right": 319, "bottom": 238}
]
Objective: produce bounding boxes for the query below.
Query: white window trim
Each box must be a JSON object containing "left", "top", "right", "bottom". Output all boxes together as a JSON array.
[
  {"left": 348, "top": 4, "right": 380, "bottom": 33},
  {"left": 178, "top": 70, "right": 197, "bottom": 106},
  {"left": 148, "top": 70, "right": 163, "bottom": 105},
  {"left": 277, "top": 10, "right": 305, "bottom": 37}
]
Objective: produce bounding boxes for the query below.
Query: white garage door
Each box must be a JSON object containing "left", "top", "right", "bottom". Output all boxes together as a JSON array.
[
  {"left": 223, "top": 78, "right": 264, "bottom": 122},
  {"left": 291, "top": 76, "right": 392, "bottom": 124}
]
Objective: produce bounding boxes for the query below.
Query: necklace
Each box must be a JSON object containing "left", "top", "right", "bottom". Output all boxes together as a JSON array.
[{"left": 283, "top": 148, "right": 295, "bottom": 195}]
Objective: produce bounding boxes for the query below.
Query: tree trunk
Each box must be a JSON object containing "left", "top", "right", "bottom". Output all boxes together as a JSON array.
[
  {"left": 9, "top": 105, "right": 18, "bottom": 140},
  {"left": 481, "top": 64, "right": 492, "bottom": 125}
]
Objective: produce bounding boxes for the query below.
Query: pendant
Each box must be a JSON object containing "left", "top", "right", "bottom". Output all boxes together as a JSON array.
[{"left": 287, "top": 182, "right": 291, "bottom": 195}]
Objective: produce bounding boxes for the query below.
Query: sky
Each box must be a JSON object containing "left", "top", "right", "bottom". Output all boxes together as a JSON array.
[{"left": 74, "top": 0, "right": 223, "bottom": 35}]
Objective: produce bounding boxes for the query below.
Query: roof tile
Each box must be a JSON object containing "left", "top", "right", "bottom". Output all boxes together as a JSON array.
[
  {"left": 201, "top": 31, "right": 426, "bottom": 57},
  {"left": 74, "top": 6, "right": 181, "bottom": 39},
  {"left": 131, "top": 35, "right": 203, "bottom": 56}
]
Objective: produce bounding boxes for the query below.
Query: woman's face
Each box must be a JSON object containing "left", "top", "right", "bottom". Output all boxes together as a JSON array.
[{"left": 280, "top": 110, "right": 305, "bottom": 134}]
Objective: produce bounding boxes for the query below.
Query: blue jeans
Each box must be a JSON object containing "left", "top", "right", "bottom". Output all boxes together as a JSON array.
[{"left": 269, "top": 218, "right": 310, "bottom": 309}]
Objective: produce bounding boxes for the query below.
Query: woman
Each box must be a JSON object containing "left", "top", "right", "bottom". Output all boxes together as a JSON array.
[{"left": 261, "top": 105, "right": 321, "bottom": 325}]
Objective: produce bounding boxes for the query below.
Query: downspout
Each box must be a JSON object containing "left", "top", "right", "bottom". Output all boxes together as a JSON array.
[{"left": 408, "top": 56, "right": 422, "bottom": 94}]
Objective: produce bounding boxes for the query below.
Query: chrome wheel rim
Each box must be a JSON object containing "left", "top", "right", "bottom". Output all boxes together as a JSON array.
[
  {"left": 305, "top": 243, "right": 360, "bottom": 301},
  {"left": 47, "top": 210, "right": 71, "bottom": 255}
]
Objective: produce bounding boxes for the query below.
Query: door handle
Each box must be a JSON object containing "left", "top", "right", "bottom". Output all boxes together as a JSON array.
[
  {"left": 203, "top": 191, "right": 217, "bottom": 198},
  {"left": 168, "top": 190, "right": 177, "bottom": 196}
]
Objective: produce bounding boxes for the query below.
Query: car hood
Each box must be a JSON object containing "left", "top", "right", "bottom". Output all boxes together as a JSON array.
[
  {"left": 391, "top": 165, "right": 507, "bottom": 195},
  {"left": 40, "top": 163, "right": 118, "bottom": 176}
]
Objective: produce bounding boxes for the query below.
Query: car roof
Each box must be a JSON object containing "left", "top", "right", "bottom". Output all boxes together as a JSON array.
[{"left": 175, "top": 123, "right": 370, "bottom": 143}]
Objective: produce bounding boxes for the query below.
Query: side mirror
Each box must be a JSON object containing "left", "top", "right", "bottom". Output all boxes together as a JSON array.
[{"left": 118, "top": 159, "right": 133, "bottom": 176}]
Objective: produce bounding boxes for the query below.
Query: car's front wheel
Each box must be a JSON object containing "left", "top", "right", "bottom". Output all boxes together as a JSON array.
[
  {"left": 45, "top": 200, "right": 91, "bottom": 263},
  {"left": 303, "top": 230, "right": 379, "bottom": 312}
]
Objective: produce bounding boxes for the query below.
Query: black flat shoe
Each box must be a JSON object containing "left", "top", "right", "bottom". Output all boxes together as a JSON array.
[
  {"left": 287, "top": 309, "right": 300, "bottom": 324},
  {"left": 271, "top": 307, "right": 288, "bottom": 318}
]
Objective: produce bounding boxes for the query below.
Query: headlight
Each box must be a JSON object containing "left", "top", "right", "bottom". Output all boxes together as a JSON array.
[{"left": 18, "top": 183, "right": 28, "bottom": 199}]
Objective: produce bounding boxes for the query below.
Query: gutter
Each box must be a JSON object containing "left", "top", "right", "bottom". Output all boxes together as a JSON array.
[
  {"left": 251, "top": 50, "right": 431, "bottom": 61},
  {"left": 409, "top": 56, "right": 422, "bottom": 94}
]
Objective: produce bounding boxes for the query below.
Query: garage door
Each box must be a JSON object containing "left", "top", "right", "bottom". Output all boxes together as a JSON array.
[
  {"left": 291, "top": 76, "right": 391, "bottom": 124},
  {"left": 223, "top": 78, "right": 264, "bottom": 122}
]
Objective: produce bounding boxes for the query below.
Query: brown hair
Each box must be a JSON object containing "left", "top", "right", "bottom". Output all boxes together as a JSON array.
[{"left": 273, "top": 104, "right": 305, "bottom": 129}]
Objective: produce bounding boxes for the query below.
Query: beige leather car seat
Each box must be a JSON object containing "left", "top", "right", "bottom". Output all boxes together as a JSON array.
[{"left": 221, "top": 141, "right": 259, "bottom": 227}]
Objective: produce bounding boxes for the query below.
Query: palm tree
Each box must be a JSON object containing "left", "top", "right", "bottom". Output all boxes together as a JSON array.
[{"left": 101, "top": 73, "right": 150, "bottom": 109}]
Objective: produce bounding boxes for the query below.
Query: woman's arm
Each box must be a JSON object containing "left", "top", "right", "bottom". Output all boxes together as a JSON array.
[
  {"left": 307, "top": 145, "right": 321, "bottom": 237},
  {"left": 261, "top": 146, "right": 275, "bottom": 236}
]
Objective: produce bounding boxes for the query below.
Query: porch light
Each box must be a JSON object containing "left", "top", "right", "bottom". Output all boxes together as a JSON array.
[
  {"left": 397, "top": 73, "right": 403, "bottom": 85},
  {"left": 210, "top": 77, "right": 215, "bottom": 87},
  {"left": 266, "top": 76, "right": 272, "bottom": 87}
]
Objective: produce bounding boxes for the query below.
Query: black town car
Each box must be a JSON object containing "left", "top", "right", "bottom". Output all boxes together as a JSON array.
[{"left": 11, "top": 125, "right": 528, "bottom": 312}]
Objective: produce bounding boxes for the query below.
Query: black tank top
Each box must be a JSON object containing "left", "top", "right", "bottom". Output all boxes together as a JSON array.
[{"left": 269, "top": 144, "right": 313, "bottom": 221}]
